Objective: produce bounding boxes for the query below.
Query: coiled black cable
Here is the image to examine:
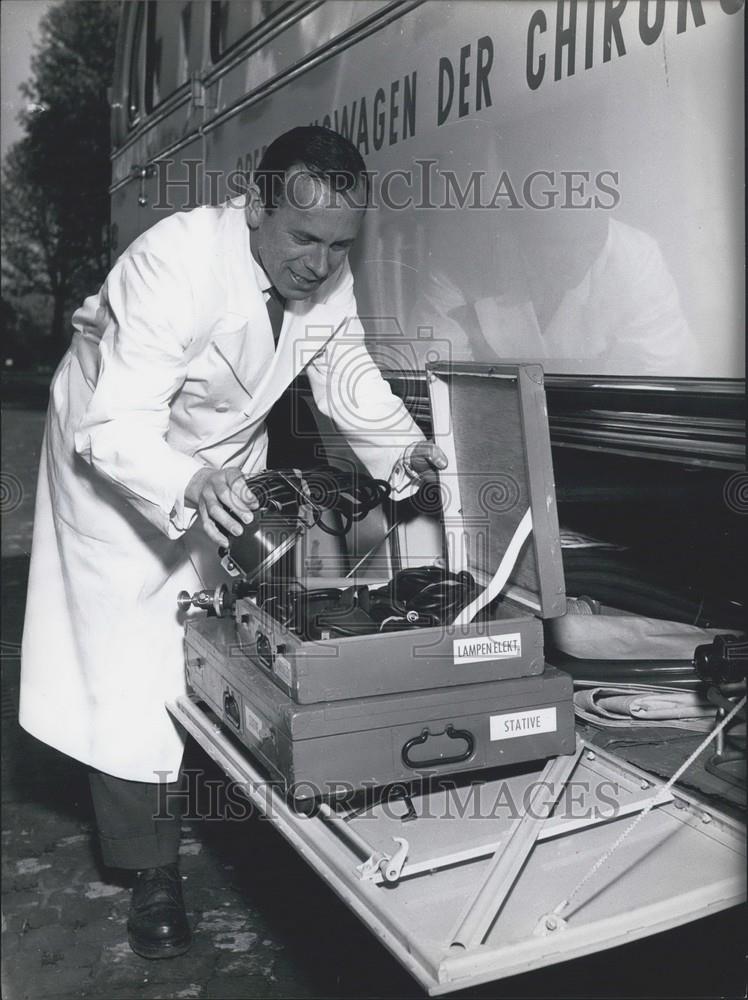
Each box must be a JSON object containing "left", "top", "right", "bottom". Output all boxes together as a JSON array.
[
  {"left": 289, "top": 567, "right": 480, "bottom": 639},
  {"left": 370, "top": 566, "right": 480, "bottom": 626},
  {"left": 547, "top": 653, "right": 702, "bottom": 689},
  {"left": 244, "top": 466, "right": 391, "bottom": 538},
  {"left": 562, "top": 550, "right": 745, "bottom": 629}
]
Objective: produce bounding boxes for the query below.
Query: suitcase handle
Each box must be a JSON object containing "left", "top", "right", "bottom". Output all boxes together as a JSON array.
[
  {"left": 401, "top": 724, "right": 475, "bottom": 770},
  {"left": 255, "top": 631, "right": 274, "bottom": 670},
  {"left": 223, "top": 689, "right": 241, "bottom": 729}
]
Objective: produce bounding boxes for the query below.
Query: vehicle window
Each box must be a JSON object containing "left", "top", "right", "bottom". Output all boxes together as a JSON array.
[
  {"left": 146, "top": 1, "right": 193, "bottom": 112},
  {"left": 127, "top": 1, "right": 146, "bottom": 127},
  {"left": 179, "top": 3, "right": 192, "bottom": 86},
  {"left": 210, "top": 0, "right": 288, "bottom": 62}
]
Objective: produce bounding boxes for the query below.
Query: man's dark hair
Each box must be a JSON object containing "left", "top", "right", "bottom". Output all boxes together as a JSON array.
[{"left": 254, "top": 125, "right": 368, "bottom": 211}]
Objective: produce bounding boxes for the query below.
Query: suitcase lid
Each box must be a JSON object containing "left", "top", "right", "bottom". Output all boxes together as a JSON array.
[{"left": 426, "top": 362, "right": 565, "bottom": 619}]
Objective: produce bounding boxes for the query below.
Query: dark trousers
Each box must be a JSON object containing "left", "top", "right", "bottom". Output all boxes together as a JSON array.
[{"left": 88, "top": 769, "right": 186, "bottom": 870}]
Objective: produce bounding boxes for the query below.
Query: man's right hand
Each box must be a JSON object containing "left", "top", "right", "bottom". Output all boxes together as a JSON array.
[{"left": 185, "top": 467, "right": 259, "bottom": 546}]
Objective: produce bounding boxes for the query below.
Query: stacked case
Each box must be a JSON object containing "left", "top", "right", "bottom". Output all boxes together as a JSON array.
[{"left": 183, "top": 363, "right": 576, "bottom": 799}]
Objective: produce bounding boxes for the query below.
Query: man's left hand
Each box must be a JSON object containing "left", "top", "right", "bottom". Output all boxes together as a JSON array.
[{"left": 407, "top": 440, "right": 448, "bottom": 481}]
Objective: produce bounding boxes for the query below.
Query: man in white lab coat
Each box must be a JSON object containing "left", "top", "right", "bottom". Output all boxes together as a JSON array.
[{"left": 19, "top": 126, "right": 444, "bottom": 957}]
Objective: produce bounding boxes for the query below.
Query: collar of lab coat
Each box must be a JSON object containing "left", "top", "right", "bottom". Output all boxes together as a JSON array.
[
  {"left": 202, "top": 198, "right": 340, "bottom": 446},
  {"left": 249, "top": 237, "right": 273, "bottom": 296}
]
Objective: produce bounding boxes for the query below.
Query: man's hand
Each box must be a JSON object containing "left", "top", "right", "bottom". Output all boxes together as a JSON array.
[
  {"left": 406, "top": 440, "right": 448, "bottom": 482},
  {"left": 185, "top": 467, "right": 259, "bottom": 546}
]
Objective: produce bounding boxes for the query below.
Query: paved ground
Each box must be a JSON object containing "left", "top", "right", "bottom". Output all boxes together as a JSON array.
[{"left": 2, "top": 398, "right": 745, "bottom": 1000}]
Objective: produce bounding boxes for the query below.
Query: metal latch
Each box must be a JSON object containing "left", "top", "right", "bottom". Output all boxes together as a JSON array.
[
  {"left": 357, "top": 837, "right": 409, "bottom": 884},
  {"left": 131, "top": 163, "right": 157, "bottom": 206}
]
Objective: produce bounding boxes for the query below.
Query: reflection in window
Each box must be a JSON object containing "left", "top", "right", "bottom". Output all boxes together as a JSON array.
[
  {"left": 409, "top": 212, "right": 700, "bottom": 376},
  {"left": 210, "top": 1, "right": 288, "bottom": 62},
  {"left": 179, "top": 3, "right": 192, "bottom": 87},
  {"left": 146, "top": 1, "right": 193, "bottom": 112},
  {"left": 127, "top": 1, "right": 146, "bottom": 127},
  {"left": 405, "top": 109, "right": 701, "bottom": 376}
]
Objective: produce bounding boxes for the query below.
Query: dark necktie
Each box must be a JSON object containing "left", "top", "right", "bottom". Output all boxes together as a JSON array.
[
  {"left": 265, "top": 286, "right": 285, "bottom": 346},
  {"left": 264, "top": 285, "right": 289, "bottom": 470}
]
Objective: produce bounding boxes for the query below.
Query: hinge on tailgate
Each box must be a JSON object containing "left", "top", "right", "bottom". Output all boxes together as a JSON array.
[{"left": 357, "top": 837, "right": 409, "bottom": 884}]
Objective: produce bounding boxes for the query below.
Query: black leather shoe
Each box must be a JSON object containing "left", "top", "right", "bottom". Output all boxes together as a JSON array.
[{"left": 127, "top": 864, "right": 191, "bottom": 959}]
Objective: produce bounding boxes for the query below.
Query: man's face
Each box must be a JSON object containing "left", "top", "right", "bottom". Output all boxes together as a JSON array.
[{"left": 247, "top": 168, "right": 365, "bottom": 300}]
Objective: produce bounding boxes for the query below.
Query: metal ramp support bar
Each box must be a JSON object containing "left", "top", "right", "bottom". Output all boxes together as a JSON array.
[
  {"left": 448, "top": 741, "right": 583, "bottom": 949},
  {"left": 328, "top": 747, "right": 676, "bottom": 885},
  {"left": 357, "top": 788, "right": 674, "bottom": 885}
]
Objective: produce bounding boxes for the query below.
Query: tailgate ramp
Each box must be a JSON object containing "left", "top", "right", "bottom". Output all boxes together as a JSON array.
[{"left": 169, "top": 695, "right": 746, "bottom": 995}]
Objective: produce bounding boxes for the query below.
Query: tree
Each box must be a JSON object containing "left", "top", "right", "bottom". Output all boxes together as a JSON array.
[
  {"left": 1, "top": 0, "right": 120, "bottom": 355},
  {"left": 2, "top": 139, "right": 66, "bottom": 344}
]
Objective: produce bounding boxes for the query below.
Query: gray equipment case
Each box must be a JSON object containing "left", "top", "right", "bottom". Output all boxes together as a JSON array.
[
  {"left": 183, "top": 363, "right": 575, "bottom": 795},
  {"left": 184, "top": 616, "right": 575, "bottom": 799}
]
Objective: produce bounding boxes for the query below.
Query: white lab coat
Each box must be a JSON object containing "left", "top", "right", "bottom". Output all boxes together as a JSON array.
[{"left": 19, "top": 200, "right": 422, "bottom": 782}]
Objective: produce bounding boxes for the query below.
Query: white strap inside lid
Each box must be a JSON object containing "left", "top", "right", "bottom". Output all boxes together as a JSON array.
[{"left": 452, "top": 508, "right": 533, "bottom": 626}]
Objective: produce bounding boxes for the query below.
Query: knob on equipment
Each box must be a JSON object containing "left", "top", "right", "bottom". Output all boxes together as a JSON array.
[
  {"left": 177, "top": 584, "right": 230, "bottom": 617},
  {"left": 694, "top": 634, "right": 748, "bottom": 686}
]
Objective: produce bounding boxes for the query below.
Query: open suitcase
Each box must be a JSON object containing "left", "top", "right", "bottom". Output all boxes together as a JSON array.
[{"left": 183, "top": 363, "right": 575, "bottom": 798}]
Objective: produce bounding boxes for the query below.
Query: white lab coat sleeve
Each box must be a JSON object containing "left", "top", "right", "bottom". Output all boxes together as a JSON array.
[
  {"left": 73, "top": 251, "right": 206, "bottom": 538},
  {"left": 305, "top": 264, "right": 425, "bottom": 496}
]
